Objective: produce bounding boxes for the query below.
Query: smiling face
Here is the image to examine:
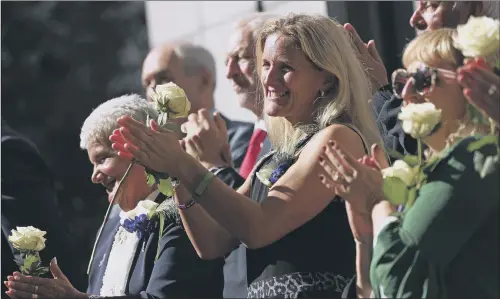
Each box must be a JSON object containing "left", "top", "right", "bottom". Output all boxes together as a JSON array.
[
  {"left": 259, "top": 33, "right": 327, "bottom": 125},
  {"left": 87, "top": 142, "right": 153, "bottom": 212}
]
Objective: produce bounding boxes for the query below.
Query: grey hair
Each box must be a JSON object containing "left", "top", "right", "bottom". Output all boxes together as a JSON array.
[
  {"left": 234, "top": 12, "right": 279, "bottom": 41},
  {"left": 80, "top": 94, "right": 158, "bottom": 150},
  {"left": 173, "top": 43, "right": 217, "bottom": 88}
]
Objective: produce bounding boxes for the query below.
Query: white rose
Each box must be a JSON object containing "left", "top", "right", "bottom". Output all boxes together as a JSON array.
[
  {"left": 381, "top": 160, "right": 417, "bottom": 186},
  {"left": 152, "top": 83, "right": 191, "bottom": 119},
  {"left": 398, "top": 102, "right": 441, "bottom": 139},
  {"left": 8, "top": 226, "right": 47, "bottom": 251},
  {"left": 124, "top": 200, "right": 159, "bottom": 219},
  {"left": 454, "top": 16, "right": 500, "bottom": 58}
]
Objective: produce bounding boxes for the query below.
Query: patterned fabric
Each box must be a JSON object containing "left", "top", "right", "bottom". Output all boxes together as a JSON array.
[{"left": 247, "top": 272, "right": 350, "bottom": 298}]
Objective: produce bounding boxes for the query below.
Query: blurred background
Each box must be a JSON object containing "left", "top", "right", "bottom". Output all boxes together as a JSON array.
[{"left": 1, "top": 0, "right": 416, "bottom": 278}]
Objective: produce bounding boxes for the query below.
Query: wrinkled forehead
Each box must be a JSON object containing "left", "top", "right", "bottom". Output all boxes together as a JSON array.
[{"left": 87, "top": 141, "right": 113, "bottom": 161}]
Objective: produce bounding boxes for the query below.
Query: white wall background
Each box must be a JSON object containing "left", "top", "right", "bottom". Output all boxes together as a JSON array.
[{"left": 145, "top": 1, "right": 328, "bottom": 123}]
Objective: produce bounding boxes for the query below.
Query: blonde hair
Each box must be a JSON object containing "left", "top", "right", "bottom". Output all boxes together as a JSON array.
[
  {"left": 255, "top": 13, "right": 383, "bottom": 155},
  {"left": 402, "top": 28, "right": 493, "bottom": 149}
]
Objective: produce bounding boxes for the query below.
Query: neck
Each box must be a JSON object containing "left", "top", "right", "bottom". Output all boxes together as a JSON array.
[{"left": 424, "top": 119, "right": 476, "bottom": 154}]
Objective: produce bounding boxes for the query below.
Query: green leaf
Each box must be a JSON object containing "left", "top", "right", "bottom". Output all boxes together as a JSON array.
[
  {"left": 467, "top": 135, "right": 499, "bottom": 152},
  {"left": 386, "top": 148, "right": 420, "bottom": 167},
  {"left": 157, "top": 178, "right": 174, "bottom": 197},
  {"left": 382, "top": 176, "right": 409, "bottom": 205},
  {"left": 145, "top": 172, "right": 156, "bottom": 186}
]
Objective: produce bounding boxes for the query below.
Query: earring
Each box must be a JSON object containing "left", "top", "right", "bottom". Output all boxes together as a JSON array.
[{"left": 319, "top": 90, "right": 325, "bottom": 97}]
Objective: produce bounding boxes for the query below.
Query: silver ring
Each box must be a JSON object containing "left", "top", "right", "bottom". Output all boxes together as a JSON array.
[
  {"left": 34, "top": 285, "right": 39, "bottom": 294},
  {"left": 488, "top": 85, "right": 497, "bottom": 96}
]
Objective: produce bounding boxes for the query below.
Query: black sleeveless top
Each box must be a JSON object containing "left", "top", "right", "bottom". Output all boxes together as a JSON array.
[{"left": 245, "top": 132, "right": 358, "bottom": 298}]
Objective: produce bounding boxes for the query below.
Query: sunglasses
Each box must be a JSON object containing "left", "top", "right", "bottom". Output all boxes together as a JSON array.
[{"left": 391, "top": 63, "right": 457, "bottom": 99}]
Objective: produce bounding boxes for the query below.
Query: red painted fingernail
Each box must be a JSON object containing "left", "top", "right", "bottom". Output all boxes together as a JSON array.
[{"left": 328, "top": 140, "right": 335, "bottom": 146}]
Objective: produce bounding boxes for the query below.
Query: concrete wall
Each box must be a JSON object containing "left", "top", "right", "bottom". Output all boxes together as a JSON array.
[{"left": 145, "top": 1, "right": 328, "bottom": 123}]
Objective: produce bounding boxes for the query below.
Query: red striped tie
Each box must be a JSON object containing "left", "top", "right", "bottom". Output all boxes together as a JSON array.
[{"left": 239, "top": 129, "right": 267, "bottom": 179}]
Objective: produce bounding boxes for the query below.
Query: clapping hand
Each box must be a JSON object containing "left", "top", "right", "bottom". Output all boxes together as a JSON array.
[
  {"left": 344, "top": 23, "right": 388, "bottom": 94},
  {"left": 109, "top": 116, "right": 186, "bottom": 177},
  {"left": 457, "top": 58, "right": 500, "bottom": 125},
  {"left": 318, "top": 142, "right": 389, "bottom": 243},
  {"left": 180, "top": 109, "right": 233, "bottom": 169},
  {"left": 5, "top": 258, "right": 86, "bottom": 299}
]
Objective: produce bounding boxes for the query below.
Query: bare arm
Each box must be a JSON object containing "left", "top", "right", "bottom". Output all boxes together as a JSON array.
[
  {"left": 174, "top": 175, "right": 252, "bottom": 259},
  {"left": 176, "top": 124, "right": 366, "bottom": 249}
]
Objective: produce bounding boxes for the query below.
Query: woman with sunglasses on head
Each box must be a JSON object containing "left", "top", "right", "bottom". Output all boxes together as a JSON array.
[
  {"left": 319, "top": 28, "right": 499, "bottom": 298},
  {"left": 110, "top": 13, "right": 385, "bottom": 298}
]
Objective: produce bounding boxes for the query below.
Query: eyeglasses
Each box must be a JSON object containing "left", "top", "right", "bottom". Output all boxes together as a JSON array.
[{"left": 391, "top": 63, "right": 456, "bottom": 99}]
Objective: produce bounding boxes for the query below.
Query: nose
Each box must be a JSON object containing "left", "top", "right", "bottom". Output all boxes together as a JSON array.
[
  {"left": 91, "top": 166, "right": 104, "bottom": 184},
  {"left": 226, "top": 57, "right": 240, "bottom": 79}
]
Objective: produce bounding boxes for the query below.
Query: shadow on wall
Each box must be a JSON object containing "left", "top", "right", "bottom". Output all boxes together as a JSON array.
[{"left": 1, "top": 1, "right": 149, "bottom": 275}]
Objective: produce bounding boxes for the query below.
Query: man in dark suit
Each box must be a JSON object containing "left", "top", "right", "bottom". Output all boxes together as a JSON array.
[
  {"left": 141, "top": 41, "right": 254, "bottom": 180},
  {"left": 1, "top": 120, "right": 86, "bottom": 293}
]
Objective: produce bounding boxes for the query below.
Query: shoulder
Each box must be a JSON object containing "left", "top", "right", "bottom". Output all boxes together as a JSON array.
[
  {"left": 300, "top": 124, "right": 366, "bottom": 159},
  {"left": 437, "top": 135, "right": 499, "bottom": 178}
]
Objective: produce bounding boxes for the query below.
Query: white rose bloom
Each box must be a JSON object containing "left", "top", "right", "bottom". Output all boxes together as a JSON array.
[
  {"left": 398, "top": 103, "right": 441, "bottom": 139},
  {"left": 8, "top": 226, "right": 47, "bottom": 251},
  {"left": 123, "top": 200, "right": 159, "bottom": 220},
  {"left": 381, "top": 160, "right": 418, "bottom": 186},
  {"left": 454, "top": 16, "right": 500, "bottom": 58},
  {"left": 152, "top": 83, "right": 191, "bottom": 119}
]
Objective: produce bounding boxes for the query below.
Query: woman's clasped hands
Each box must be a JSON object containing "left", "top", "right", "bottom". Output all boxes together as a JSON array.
[{"left": 109, "top": 116, "right": 187, "bottom": 176}]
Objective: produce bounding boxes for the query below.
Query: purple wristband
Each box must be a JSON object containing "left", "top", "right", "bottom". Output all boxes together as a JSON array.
[{"left": 177, "top": 198, "right": 197, "bottom": 210}]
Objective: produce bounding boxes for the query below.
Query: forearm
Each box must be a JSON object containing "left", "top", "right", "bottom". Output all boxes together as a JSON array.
[
  {"left": 175, "top": 185, "right": 239, "bottom": 259},
  {"left": 372, "top": 201, "right": 397, "bottom": 237},
  {"left": 355, "top": 242, "right": 373, "bottom": 298},
  {"left": 177, "top": 154, "right": 264, "bottom": 247}
]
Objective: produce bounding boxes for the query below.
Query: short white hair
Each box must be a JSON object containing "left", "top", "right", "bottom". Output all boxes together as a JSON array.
[
  {"left": 80, "top": 94, "right": 157, "bottom": 150},
  {"left": 173, "top": 43, "right": 217, "bottom": 88},
  {"left": 234, "top": 12, "right": 279, "bottom": 41}
]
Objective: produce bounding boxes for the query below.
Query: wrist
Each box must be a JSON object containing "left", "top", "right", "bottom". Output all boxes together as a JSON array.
[{"left": 372, "top": 200, "right": 396, "bottom": 234}]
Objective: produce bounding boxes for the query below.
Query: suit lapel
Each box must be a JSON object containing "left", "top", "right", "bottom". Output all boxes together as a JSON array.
[{"left": 87, "top": 217, "right": 121, "bottom": 294}]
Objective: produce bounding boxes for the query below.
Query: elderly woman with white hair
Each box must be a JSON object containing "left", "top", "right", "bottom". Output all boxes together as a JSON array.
[{"left": 5, "top": 94, "right": 224, "bottom": 299}]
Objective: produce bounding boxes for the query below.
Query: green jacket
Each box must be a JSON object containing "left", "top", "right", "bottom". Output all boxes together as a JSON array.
[{"left": 371, "top": 135, "right": 499, "bottom": 298}]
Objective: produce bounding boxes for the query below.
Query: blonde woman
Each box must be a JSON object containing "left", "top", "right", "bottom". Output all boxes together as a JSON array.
[
  {"left": 319, "top": 28, "right": 499, "bottom": 298},
  {"left": 110, "top": 13, "right": 383, "bottom": 298}
]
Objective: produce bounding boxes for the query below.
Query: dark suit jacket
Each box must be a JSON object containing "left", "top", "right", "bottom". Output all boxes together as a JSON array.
[
  {"left": 1, "top": 122, "right": 86, "bottom": 292},
  {"left": 220, "top": 113, "right": 254, "bottom": 171},
  {"left": 214, "top": 120, "right": 271, "bottom": 298},
  {"left": 372, "top": 88, "right": 419, "bottom": 162},
  {"left": 87, "top": 200, "right": 224, "bottom": 298}
]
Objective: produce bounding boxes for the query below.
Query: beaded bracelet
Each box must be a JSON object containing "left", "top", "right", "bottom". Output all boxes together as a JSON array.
[{"left": 177, "top": 198, "right": 197, "bottom": 210}]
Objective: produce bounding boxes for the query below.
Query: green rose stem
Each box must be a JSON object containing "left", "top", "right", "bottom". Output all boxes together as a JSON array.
[
  {"left": 406, "top": 139, "right": 423, "bottom": 210},
  {"left": 86, "top": 161, "right": 136, "bottom": 275}
]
